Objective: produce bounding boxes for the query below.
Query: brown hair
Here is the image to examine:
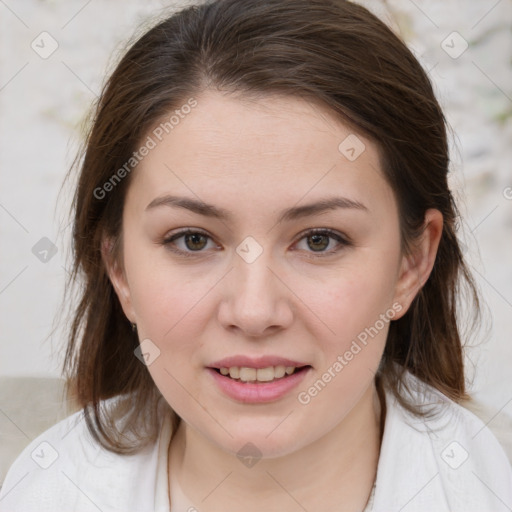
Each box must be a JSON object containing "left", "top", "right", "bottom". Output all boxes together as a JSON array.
[{"left": 63, "top": 0, "right": 480, "bottom": 454}]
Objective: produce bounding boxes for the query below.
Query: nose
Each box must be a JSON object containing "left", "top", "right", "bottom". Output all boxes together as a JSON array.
[{"left": 217, "top": 249, "right": 294, "bottom": 338}]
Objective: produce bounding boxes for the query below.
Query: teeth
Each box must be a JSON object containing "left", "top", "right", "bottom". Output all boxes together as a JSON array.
[
  {"left": 229, "top": 367, "right": 240, "bottom": 379},
  {"left": 239, "top": 367, "right": 257, "bottom": 381},
  {"left": 218, "top": 365, "right": 301, "bottom": 382}
]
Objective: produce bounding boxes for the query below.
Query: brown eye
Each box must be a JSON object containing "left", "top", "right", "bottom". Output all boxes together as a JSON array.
[
  {"left": 307, "top": 233, "right": 330, "bottom": 252},
  {"left": 183, "top": 233, "right": 208, "bottom": 251},
  {"left": 294, "top": 228, "right": 351, "bottom": 257},
  {"left": 162, "top": 229, "right": 217, "bottom": 257}
]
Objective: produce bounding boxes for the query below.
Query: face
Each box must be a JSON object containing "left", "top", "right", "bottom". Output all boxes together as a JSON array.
[{"left": 106, "top": 90, "right": 439, "bottom": 458}]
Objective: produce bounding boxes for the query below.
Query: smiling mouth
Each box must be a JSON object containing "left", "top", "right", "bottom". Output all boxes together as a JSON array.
[{"left": 211, "top": 365, "right": 312, "bottom": 383}]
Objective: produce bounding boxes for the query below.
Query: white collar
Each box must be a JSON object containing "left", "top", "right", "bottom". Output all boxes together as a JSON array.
[{"left": 372, "top": 371, "right": 512, "bottom": 511}]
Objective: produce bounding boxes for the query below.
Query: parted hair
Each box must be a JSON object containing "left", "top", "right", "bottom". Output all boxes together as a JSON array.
[{"left": 63, "top": 0, "right": 480, "bottom": 453}]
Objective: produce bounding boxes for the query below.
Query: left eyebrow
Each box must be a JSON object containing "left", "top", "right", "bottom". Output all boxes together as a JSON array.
[
  {"left": 278, "top": 196, "right": 368, "bottom": 222},
  {"left": 145, "top": 195, "right": 368, "bottom": 223}
]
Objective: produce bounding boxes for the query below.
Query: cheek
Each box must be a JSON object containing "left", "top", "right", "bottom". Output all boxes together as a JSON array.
[
  {"left": 306, "top": 255, "right": 399, "bottom": 347},
  {"left": 130, "top": 267, "right": 212, "bottom": 346},
  {"left": 293, "top": 261, "right": 398, "bottom": 426},
  {"left": 122, "top": 246, "right": 213, "bottom": 412},
  {"left": 121, "top": 239, "right": 206, "bottom": 341}
]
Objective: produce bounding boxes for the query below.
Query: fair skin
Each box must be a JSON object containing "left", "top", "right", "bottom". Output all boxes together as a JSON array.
[{"left": 104, "top": 90, "right": 443, "bottom": 511}]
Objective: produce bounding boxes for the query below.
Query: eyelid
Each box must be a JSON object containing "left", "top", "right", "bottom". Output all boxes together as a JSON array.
[
  {"left": 163, "top": 227, "right": 210, "bottom": 240},
  {"left": 294, "top": 227, "right": 352, "bottom": 246}
]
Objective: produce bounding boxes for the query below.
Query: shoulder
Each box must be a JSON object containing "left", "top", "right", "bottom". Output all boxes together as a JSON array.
[
  {"left": 0, "top": 399, "right": 165, "bottom": 512},
  {"left": 373, "top": 369, "right": 512, "bottom": 512}
]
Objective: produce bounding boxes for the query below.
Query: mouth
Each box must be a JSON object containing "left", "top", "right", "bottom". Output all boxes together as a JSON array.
[
  {"left": 209, "top": 364, "right": 312, "bottom": 384},
  {"left": 207, "top": 364, "right": 312, "bottom": 403}
]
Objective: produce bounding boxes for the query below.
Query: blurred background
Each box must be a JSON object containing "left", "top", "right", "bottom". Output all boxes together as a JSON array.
[{"left": 0, "top": 0, "right": 511, "bottom": 477}]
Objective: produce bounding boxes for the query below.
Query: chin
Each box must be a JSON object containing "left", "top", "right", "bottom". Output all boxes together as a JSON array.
[{"left": 210, "top": 423, "right": 307, "bottom": 461}]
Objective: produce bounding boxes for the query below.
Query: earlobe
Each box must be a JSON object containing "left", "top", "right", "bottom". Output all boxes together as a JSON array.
[
  {"left": 101, "top": 237, "right": 136, "bottom": 323},
  {"left": 392, "top": 209, "right": 443, "bottom": 318}
]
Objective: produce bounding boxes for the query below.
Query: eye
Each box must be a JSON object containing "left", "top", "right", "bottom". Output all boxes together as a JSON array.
[
  {"left": 162, "top": 229, "right": 218, "bottom": 257},
  {"left": 293, "top": 228, "right": 351, "bottom": 257},
  {"left": 162, "top": 227, "right": 351, "bottom": 259}
]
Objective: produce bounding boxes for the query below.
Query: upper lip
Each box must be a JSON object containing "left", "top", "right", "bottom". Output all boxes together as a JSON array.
[{"left": 208, "top": 355, "right": 310, "bottom": 369}]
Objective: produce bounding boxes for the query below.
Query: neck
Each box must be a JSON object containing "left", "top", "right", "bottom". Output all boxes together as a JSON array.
[{"left": 169, "top": 381, "right": 383, "bottom": 512}]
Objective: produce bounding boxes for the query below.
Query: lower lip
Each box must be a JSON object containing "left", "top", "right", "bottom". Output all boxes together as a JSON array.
[{"left": 206, "top": 367, "right": 311, "bottom": 403}]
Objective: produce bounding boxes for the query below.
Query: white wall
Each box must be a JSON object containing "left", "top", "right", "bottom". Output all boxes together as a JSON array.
[{"left": 1, "top": 0, "right": 511, "bottom": 414}]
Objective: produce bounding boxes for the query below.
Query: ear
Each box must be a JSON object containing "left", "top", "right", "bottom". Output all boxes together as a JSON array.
[
  {"left": 101, "top": 237, "right": 136, "bottom": 324},
  {"left": 392, "top": 209, "right": 443, "bottom": 320}
]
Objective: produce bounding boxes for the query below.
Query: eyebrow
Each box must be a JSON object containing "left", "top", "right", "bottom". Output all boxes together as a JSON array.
[{"left": 145, "top": 194, "right": 368, "bottom": 223}]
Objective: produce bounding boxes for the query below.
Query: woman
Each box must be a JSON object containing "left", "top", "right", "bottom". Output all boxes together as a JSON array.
[{"left": 1, "top": 0, "right": 511, "bottom": 510}]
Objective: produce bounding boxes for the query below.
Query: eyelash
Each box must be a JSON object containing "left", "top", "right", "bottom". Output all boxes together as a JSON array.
[{"left": 161, "top": 228, "right": 351, "bottom": 259}]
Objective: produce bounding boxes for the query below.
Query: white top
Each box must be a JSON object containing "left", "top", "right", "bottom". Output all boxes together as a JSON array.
[{"left": 1, "top": 370, "right": 511, "bottom": 512}]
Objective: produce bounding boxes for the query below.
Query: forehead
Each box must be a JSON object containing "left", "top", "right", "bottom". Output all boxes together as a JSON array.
[
  {"left": 147, "top": 91, "right": 368, "bottom": 167},
  {"left": 128, "top": 90, "right": 394, "bottom": 219}
]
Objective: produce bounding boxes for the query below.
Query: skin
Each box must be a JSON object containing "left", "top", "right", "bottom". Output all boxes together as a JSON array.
[{"left": 104, "top": 90, "right": 443, "bottom": 511}]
